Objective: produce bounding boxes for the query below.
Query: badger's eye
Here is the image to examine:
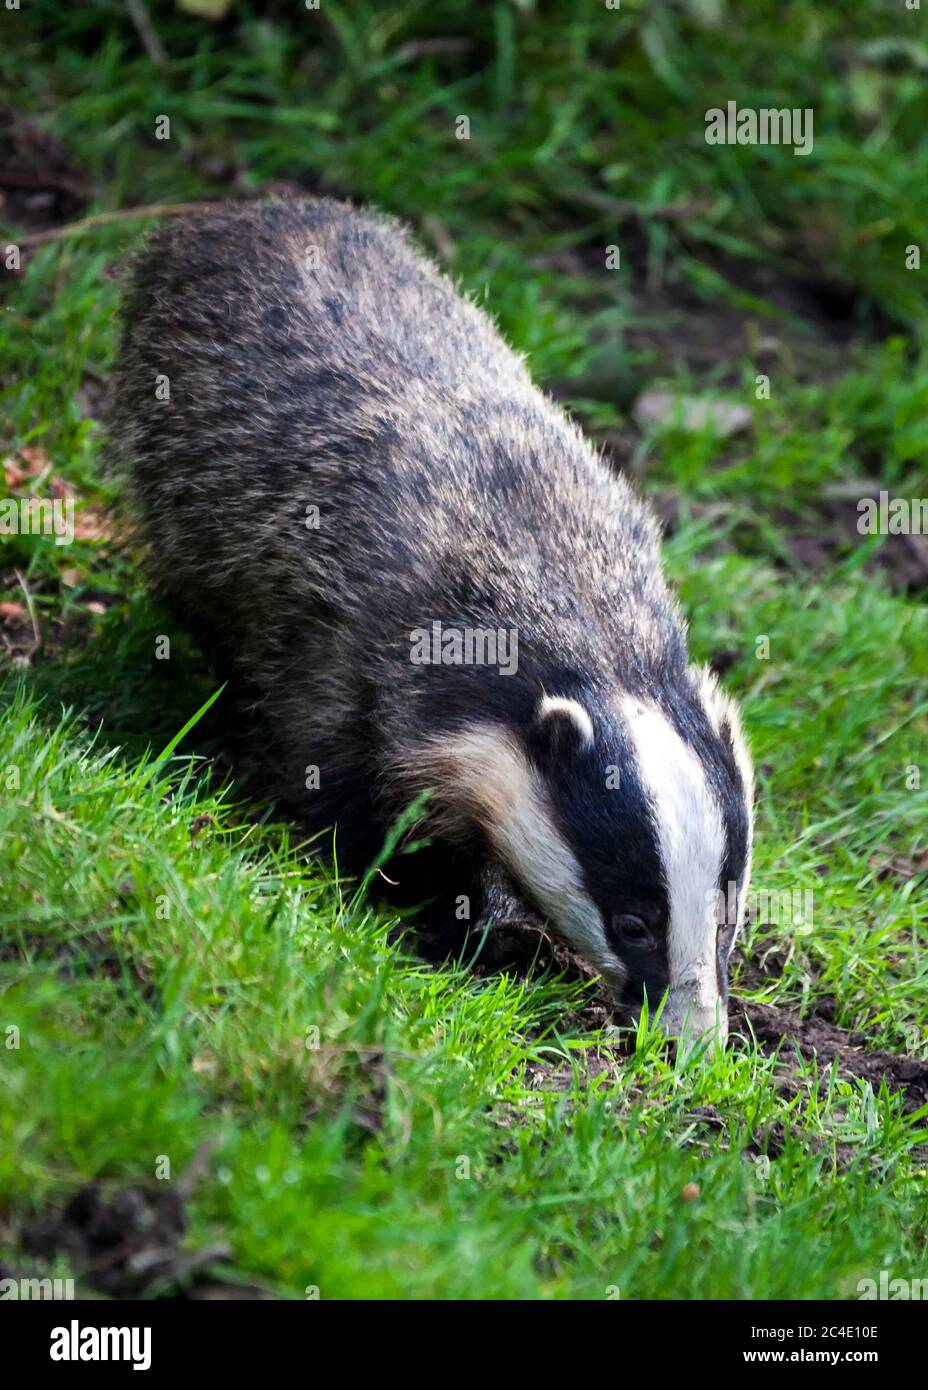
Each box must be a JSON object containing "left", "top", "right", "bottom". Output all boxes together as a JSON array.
[{"left": 612, "top": 914, "right": 651, "bottom": 946}]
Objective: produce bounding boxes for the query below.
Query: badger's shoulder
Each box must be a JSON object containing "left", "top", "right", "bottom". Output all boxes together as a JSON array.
[{"left": 115, "top": 196, "right": 527, "bottom": 397}]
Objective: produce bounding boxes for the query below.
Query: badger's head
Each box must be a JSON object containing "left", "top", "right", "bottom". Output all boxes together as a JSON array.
[{"left": 431, "top": 669, "right": 753, "bottom": 1047}]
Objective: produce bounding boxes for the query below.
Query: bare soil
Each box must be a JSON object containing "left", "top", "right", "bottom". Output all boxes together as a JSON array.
[{"left": 15, "top": 1144, "right": 274, "bottom": 1300}]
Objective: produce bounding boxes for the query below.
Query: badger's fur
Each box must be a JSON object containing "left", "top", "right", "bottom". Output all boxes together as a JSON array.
[{"left": 111, "top": 197, "right": 753, "bottom": 1044}]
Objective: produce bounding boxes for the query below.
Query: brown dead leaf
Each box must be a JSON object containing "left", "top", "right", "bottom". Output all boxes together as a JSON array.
[
  {"left": 3, "top": 464, "right": 28, "bottom": 489},
  {"left": 17, "top": 447, "right": 51, "bottom": 474},
  {"left": 73, "top": 506, "right": 115, "bottom": 542},
  {"left": 3, "top": 448, "right": 51, "bottom": 489}
]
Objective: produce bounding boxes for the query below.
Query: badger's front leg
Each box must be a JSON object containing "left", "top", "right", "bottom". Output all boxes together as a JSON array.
[
  {"left": 470, "top": 856, "right": 538, "bottom": 934},
  {"left": 397, "top": 850, "right": 538, "bottom": 965}
]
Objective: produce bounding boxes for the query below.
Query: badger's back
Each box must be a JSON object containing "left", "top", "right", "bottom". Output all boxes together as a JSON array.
[{"left": 112, "top": 198, "right": 688, "bottom": 856}]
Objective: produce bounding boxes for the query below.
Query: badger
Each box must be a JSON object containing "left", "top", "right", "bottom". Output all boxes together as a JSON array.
[{"left": 111, "top": 197, "right": 753, "bottom": 1045}]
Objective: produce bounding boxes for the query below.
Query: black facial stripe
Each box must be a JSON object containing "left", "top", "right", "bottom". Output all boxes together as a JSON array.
[
  {"left": 652, "top": 685, "right": 747, "bottom": 810},
  {"left": 541, "top": 716, "right": 671, "bottom": 999},
  {"left": 619, "top": 954, "right": 671, "bottom": 1015}
]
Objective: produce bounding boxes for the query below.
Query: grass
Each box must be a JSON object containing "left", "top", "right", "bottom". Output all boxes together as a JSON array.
[
  {"left": 3, "top": 688, "right": 926, "bottom": 1299},
  {"left": 1, "top": 0, "right": 927, "bottom": 1299}
]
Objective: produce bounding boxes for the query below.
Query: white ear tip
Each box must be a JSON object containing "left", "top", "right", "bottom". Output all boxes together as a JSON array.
[{"left": 537, "top": 695, "right": 595, "bottom": 747}]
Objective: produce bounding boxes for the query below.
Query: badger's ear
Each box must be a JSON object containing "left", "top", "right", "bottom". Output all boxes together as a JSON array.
[
  {"left": 692, "top": 664, "right": 754, "bottom": 803},
  {"left": 530, "top": 695, "right": 595, "bottom": 760}
]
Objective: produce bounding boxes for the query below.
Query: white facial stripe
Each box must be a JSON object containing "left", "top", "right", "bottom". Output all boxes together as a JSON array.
[
  {"left": 692, "top": 663, "right": 754, "bottom": 931},
  {"left": 621, "top": 699, "right": 726, "bottom": 1031},
  {"left": 538, "top": 695, "right": 595, "bottom": 748},
  {"left": 434, "top": 726, "right": 622, "bottom": 984}
]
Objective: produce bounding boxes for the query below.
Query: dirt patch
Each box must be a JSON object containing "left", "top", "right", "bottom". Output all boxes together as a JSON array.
[
  {"left": 17, "top": 1143, "right": 273, "bottom": 1299},
  {"left": 0, "top": 109, "right": 88, "bottom": 241},
  {"left": 0, "top": 922, "right": 159, "bottom": 1008},
  {"left": 870, "top": 844, "right": 928, "bottom": 885},
  {"left": 779, "top": 483, "right": 928, "bottom": 595},
  {"left": 0, "top": 457, "right": 124, "bottom": 672},
  {"left": 0, "top": 588, "right": 109, "bottom": 670},
  {"left": 544, "top": 220, "right": 887, "bottom": 424},
  {"left": 644, "top": 480, "right": 928, "bottom": 596},
  {"left": 522, "top": 1047, "right": 624, "bottom": 1095},
  {"left": 731, "top": 998, "right": 928, "bottom": 1112},
  {"left": 348, "top": 1049, "right": 389, "bottom": 1136}
]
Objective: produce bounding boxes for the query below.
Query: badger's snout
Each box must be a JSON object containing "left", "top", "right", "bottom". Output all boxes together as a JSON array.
[
  {"left": 616, "top": 971, "right": 728, "bottom": 1051},
  {"left": 660, "top": 988, "right": 729, "bottom": 1051}
]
